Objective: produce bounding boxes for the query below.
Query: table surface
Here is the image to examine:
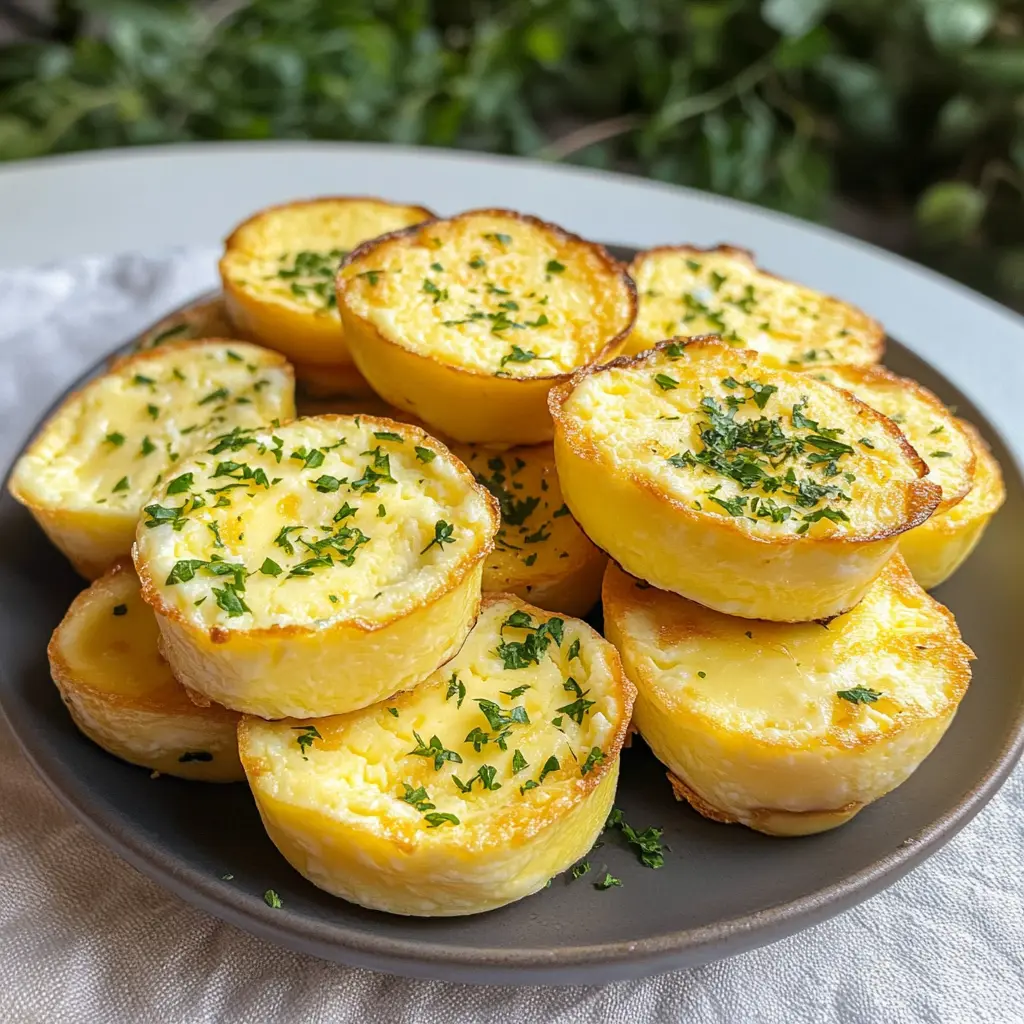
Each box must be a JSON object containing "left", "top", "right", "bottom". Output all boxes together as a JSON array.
[{"left": 0, "top": 142, "right": 1022, "bottom": 1024}]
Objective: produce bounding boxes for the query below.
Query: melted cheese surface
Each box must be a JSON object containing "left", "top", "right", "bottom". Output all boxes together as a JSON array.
[
  {"left": 240, "top": 595, "right": 629, "bottom": 847},
  {"left": 559, "top": 342, "right": 932, "bottom": 540},
  {"left": 221, "top": 198, "right": 431, "bottom": 322},
  {"left": 810, "top": 365, "right": 974, "bottom": 513},
  {"left": 12, "top": 342, "right": 294, "bottom": 513},
  {"left": 604, "top": 557, "right": 972, "bottom": 747},
  {"left": 339, "top": 211, "right": 634, "bottom": 377},
  {"left": 628, "top": 247, "right": 881, "bottom": 367},
  {"left": 134, "top": 415, "right": 497, "bottom": 631}
]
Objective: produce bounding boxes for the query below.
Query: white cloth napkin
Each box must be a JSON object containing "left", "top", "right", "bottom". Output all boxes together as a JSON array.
[{"left": 1, "top": 251, "right": 1021, "bottom": 1024}]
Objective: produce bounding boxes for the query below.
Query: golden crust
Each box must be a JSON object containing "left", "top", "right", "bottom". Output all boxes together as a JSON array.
[
  {"left": 626, "top": 244, "right": 884, "bottom": 366},
  {"left": 808, "top": 363, "right": 975, "bottom": 515},
  {"left": 133, "top": 413, "right": 500, "bottom": 719},
  {"left": 899, "top": 418, "right": 1006, "bottom": 588},
  {"left": 47, "top": 561, "right": 243, "bottom": 781},
  {"left": 604, "top": 556, "right": 973, "bottom": 835},
  {"left": 219, "top": 196, "right": 434, "bottom": 393},
  {"left": 237, "top": 592, "right": 635, "bottom": 915},
  {"left": 336, "top": 208, "right": 638, "bottom": 445},
  {"left": 9, "top": 340, "right": 296, "bottom": 579},
  {"left": 549, "top": 338, "right": 941, "bottom": 621}
]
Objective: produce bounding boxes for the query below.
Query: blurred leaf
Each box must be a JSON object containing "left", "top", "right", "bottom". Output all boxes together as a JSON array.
[
  {"left": 919, "top": 0, "right": 994, "bottom": 51},
  {"left": 525, "top": 22, "right": 565, "bottom": 66},
  {"left": 773, "top": 26, "right": 833, "bottom": 69},
  {"left": 916, "top": 181, "right": 986, "bottom": 242},
  {"left": 934, "top": 94, "right": 984, "bottom": 149},
  {"left": 816, "top": 55, "right": 896, "bottom": 141},
  {"left": 762, "top": 0, "right": 832, "bottom": 38},
  {"left": 961, "top": 47, "right": 1024, "bottom": 86}
]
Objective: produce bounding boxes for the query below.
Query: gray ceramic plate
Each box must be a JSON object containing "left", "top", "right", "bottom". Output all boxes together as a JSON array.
[{"left": 2, "top": 268, "right": 1023, "bottom": 987}]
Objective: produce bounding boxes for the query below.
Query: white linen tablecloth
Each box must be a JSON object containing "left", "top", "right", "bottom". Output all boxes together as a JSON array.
[{"left": 1, "top": 251, "right": 1021, "bottom": 1024}]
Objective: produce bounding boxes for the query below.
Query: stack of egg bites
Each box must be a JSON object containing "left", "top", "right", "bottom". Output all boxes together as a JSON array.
[{"left": 12, "top": 200, "right": 1004, "bottom": 920}]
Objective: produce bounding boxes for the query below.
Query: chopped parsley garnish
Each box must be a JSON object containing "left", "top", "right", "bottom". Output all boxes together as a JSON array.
[
  {"left": 594, "top": 873, "right": 622, "bottom": 890},
  {"left": 499, "top": 344, "right": 545, "bottom": 368},
  {"left": 260, "top": 557, "right": 282, "bottom": 576},
  {"left": 567, "top": 638, "right": 581, "bottom": 661},
  {"left": 546, "top": 259, "right": 566, "bottom": 275},
  {"left": 263, "top": 890, "right": 283, "bottom": 909},
  {"left": 500, "top": 684, "right": 531, "bottom": 699},
  {"left": 654, "top": 373, "right": 678, "bottom": 391},
  {"left": 214, "top": 583, "right": 250, "bottom": 618},
  {"left": 112, "top": 476, "right": 130, "bottom": 493},
  {"left": 293, "top": 725, "right": 321, "bottom": 760},
  {"left": 139, "top": 436, "right": 156, "bottom": 456},
  {"left": 931, "top": 451, "right": 953, "bottom": 458},
  {"left": 580, "top": 747, "right": 605, "bottom": 775},
  {"left": 445, "top": 673, "right": 466, "bottom": 708},
  {"left": 166, "top": 472, "right": 194, "bottom": 495},
  {"left": 606, "top": 807, "right": 665, "bottom": 868},
  {"left": 495, "top": 611, "right": 563, "bottom": 669},
  {"left": 424, "top": 812, "right": 460, "bottom": 828},
  {"left": 837, "top": 686, "right": 883, "bottom": 704},
  {"left": 421, "top": 520, "right": 455, "bottom": 554},
  {"left": 399, "top": 783, "right": 435, "bottom": 812},
  {"left": 408, "top": 731, "right": 463, "bottom": 771},
  {"left": 571, "top": 860, "right": 591, "bottom": 880},
  {"left": 414, "top": 446, "right": 436, "bottom": 463},
  {"left": 511, "top": 749, "right": 528, "bottom": 775},
  {"left": 556, "top": 678, "right": 595, "bottom": 724},
  {"left": 199, "top": 387, "right": 229, "bottom": 406},
  {"left": 105, "top": 432, "right": 125, "bottom": 446},
  {"left": 374, "top": 431, "right": 403, "bottom": 442}
]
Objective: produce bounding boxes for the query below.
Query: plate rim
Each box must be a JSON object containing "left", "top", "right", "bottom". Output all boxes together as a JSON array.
[{"left": 3, "top": 291, "right": 1024, "bottom": 986}]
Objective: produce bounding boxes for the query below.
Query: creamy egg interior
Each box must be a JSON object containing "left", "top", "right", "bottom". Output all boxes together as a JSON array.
[
  {"left": 9, "top": 341, "right": 295, "bottom": 578},
  {"left": 449, "top": 442, "right": 607, "bottom": 617},
  {"left": 48, "top": 562, "right": 243, "bottom": 781},
  {"left": 627, "top": 246, "right": 883, "bottom": 366},
  {"left": 239, "top": 593, "right": 635, "bottom": 915},
  {"left": 340, "top": 210, "right": 635, "bottom": 378}
]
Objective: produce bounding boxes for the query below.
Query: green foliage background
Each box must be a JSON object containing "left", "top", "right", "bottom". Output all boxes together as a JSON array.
[{"left": 1, "top": 0, "right": 1022, "bottom": 305}]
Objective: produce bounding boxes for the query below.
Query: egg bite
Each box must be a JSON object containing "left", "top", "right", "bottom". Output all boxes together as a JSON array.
[
  {"left": 549, "top": 338, "right": 940, "bottom": 622},
  {"left": 603, "top": 557, "right": 972, "bottom": 836},
  {"left": 238, "top": 593, "right": 635, "bottom": 915},
  {"left": 133, "top": 414, "right": 500, "bottom": 719},
  {"left": 219, "top": 197, "right": 433, "bottom": 395},
  {"left": 48, "top": 561, "right": 243, "bottom": 781},
  {"left": 807, "top": 363, "right": 986, "bottom": 588},
  {"left": 131, "top": 296, "right": 237, "bottom": 353},
  {"left": 899, "top": 419, "right": 1005, "bottom": 589},
  {"left": 448, "top": 442, "right": 607, "bottom": 617},
  {"left": 9, "top": 341, "right": 295, "bottom": 579},
  {"left": 336, "top": 208, "right": 637, "bottom": 445},
  {"left": 626, "top": 245, "right": 883, "bottom": 367}
]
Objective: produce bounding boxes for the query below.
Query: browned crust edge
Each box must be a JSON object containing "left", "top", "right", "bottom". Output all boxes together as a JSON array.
[
  {"left": 816, "top": 363, "right": 977, "bottom": 515},
  {"left": 548, "top": 337, "right": 942, "bottom": 548}
]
